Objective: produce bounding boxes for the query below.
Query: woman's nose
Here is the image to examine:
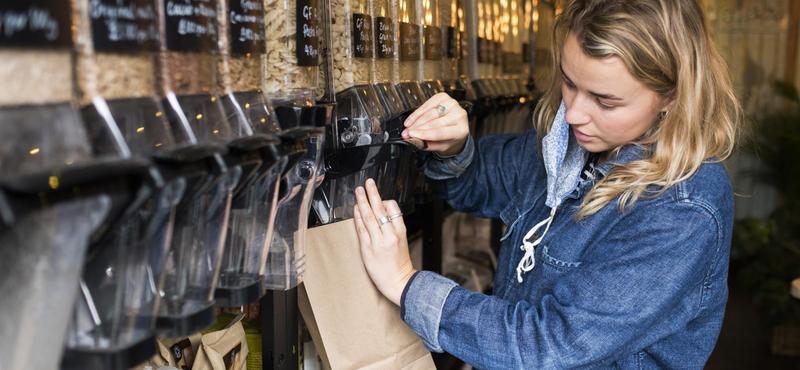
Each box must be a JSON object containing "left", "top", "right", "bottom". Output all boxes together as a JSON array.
[{"left": 564, "top": 94, "right": 592, "bottom": 125}]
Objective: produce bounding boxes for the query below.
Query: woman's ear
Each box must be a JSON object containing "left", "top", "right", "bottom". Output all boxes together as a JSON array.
[{"left": 661, "top": 97, "right": 677, "bottom": 114}]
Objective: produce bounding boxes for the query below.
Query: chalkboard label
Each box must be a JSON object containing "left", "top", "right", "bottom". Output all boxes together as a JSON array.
[
  {"left": 229, "top": 0, "right": 266, "bottom": 54},
  {"left": 494, "top": 41, "right": 502, "bottom": 66},
  {"left": 375, "top": 17, "right": 393, "bottom": 59},
  {"left": 445, "top": 26, "right": 458, "bottom": 58},
  {"left": 423, "top": 25, "right": 441, "bottom": 60},
  {"left": 296, "top": 0, "right": 319, "bottom": 66},
  {"left": 352, "top": 13, "right": 372, "bottom": 58},
  {"left": 90, "top": 0, "right": 158, "bottom": 52},
  {"left": 477, "top": 37, "right": 486, "bottom": 63},
  {"left": 459, "top": 31, "right": 467, "bottom": 58},
  {"left": 0, "top": 0, "right": 72, "bottom": 48},
  {"left": 163, "top": 0, "right": 219, "bottom": 52},
  {"left": 399, "top": 22, "right": 420, "bottom": 61},
  {"left": 522, "top": 42, "right": 529, "bottom": 63}
]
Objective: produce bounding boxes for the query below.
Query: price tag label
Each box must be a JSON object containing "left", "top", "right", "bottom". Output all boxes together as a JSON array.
[
  {"left": 399, "top": 22, "right": 420, "bottom": 61},
  {"left": 352, "top": 13, "right": 372, "bottom": 58},
  {"left": 296, "top": 0, "right": 320, "bottom": 66},
  {"left": 163, "top": 0, "right": 219, "bottom": 52},
  {"left": 229, "top": 0, "right": 266, "bottom": 54},
  {"left": 375, "top": 16, "right": 393, "bottom": 59},
  {"left": 0, "top": 0, "right": 72, "bottom": 48},
  {"left": 445, "top": 26, "right": 458, "bottom": 58},
  {"left": 90, "top": 0, "right": 158, "bottom": 52},
  {"left": 423, "top": 25, "right": 441, "bottom": 60}
]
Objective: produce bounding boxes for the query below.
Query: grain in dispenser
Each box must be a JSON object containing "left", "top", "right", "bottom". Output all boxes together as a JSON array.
[{"left": 371, "top": 0, "right": 406, "bottom": 119}]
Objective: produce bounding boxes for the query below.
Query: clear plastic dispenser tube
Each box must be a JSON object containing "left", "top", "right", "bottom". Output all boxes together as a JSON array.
[
  {"left": 393, "top": 0, "right": 427, "bottom": 109},
  {"left": 152, "top": 0, "right": 246, "bottom": 337},
  {"left": 214, "top": 0, "right": 287, "bottom": 306}
]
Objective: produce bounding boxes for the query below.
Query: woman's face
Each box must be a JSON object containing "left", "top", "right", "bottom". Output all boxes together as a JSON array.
[{"left": 561, "top": 32, "right": 671, "bottom": 154}]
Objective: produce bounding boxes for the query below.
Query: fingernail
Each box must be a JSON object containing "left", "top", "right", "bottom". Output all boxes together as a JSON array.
[
  {"left": 356, "top": 187, "right": 364, "bottom": 195},
  {"left": 402, "top": 130, "right": 409, "bottom": 139},
  {"left": 367, "top": 178, "right": 375, "bottom": 187}
]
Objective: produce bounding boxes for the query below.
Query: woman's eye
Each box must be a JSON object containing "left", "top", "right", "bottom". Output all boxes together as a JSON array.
[
  {"left": 597, "top": 99, "right": 614, "bottom": 110},
  {"left": 562, "top": 79, "right": 576, "bottom": 89}
]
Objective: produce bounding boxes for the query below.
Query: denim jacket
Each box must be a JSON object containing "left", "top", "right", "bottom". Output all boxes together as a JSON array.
[{"left": 403, "top": 129, "right": 734, "bottom": 369}]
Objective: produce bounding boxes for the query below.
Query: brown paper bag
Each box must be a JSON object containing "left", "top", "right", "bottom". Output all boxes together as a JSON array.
[
  {"left": 299, "top": 220, "right": 436, "bottom": 370},
  {"left": 128, "top": 334, "right": 202, "bottom": 370},
  {"left": 193, "top": 319, "right": 249, "bottom": 370}
]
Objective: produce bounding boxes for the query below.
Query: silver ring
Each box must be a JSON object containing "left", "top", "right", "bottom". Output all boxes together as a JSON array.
[
  {"left": 436, "top": 104, "right": 446, "bottom": 118},
  {"left": 378, "top": 216, "right": 391, "bottom": 226},
  {"left": 388, "top": 213, "right": 404, "bottom": 220}
]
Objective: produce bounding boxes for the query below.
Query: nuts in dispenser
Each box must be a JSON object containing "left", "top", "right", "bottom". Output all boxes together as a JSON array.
[
  {"left": 264, "top": 0, "right": 319, "bottom": 95},
  {"left": 216, "top": 0, "right": 265, "bottom": 93},
  {"left": 330, "top": 0, "right": 372, "bottom": 92}
]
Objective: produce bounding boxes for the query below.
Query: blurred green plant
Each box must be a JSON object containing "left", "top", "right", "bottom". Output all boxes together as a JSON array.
[{"left": 731, "top": 81, "right": 800, "bottom": 326}]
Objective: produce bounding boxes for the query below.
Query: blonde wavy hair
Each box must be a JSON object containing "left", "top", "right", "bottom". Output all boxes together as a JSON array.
[{"left": 533, "top": 0, "right": 742, "bottom": 219}]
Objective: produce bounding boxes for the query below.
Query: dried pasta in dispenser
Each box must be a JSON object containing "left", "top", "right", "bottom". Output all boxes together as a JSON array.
[
  {"left": 264, "top": 0, "right": 320, "bottom": 103},
  {"left": 330, "top": 0, "right": 372, "bottom": 92}
]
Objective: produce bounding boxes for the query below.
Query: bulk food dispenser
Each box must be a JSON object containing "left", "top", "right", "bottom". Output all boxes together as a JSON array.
[
  {"left": 63, "top": 0, "right": 197, "bottom": 367},
  {"left": 311, "top": 0, "right": 419, "bottom": 224},
  {"left": 372, "top": 0, "right": 408, "bottom": 126},
  {"left": 466, "top": 0, "right": 502, "bottom": 138},
  {"left": 213, "top": 0, "right": 288, "bottom": 307},
  {"left": 419, "top": 0, "right": 444, "bottom": 98},
  {"left": 440, "top": 0, "right": 461, "bottom": 98},
  {"left": 394, "top": 0, "right": 427, "bottom": 109},
  {"left": 151, "top": 0, "right": 276, "bottom": 337},
  {"left": 0, "top": 2, "right": 153, "bottom": 369},
  {"left": 263, "top": 0, "right": 332, "bottom": 289}
]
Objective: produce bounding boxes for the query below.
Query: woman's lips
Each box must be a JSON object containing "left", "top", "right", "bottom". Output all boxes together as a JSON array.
[{"left": 571, "top": 127, "right": 594, "bottom": 142}]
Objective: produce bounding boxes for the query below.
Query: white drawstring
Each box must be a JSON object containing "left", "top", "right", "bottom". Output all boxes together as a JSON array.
[{"left": 516, "top": 201, "right": 560, "bottom": 283}]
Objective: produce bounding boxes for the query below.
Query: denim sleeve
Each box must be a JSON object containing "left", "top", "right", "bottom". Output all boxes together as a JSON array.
[
  {"left": 416, "top": 134, "right": 476, "bottom": 180},
  {"left": 417, "top": 129, "right": 543, "bottom": 219},
  {"left": 402, "top": 200, "right": 724, "bottom": 369}
]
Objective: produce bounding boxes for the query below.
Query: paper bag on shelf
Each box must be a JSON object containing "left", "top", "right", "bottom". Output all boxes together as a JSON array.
[
  {"left": 299, "top": 219, "right": 436, "bottom": 370},
  {"left": 193, "top": 317, "right": 249, "bottom": 370}
]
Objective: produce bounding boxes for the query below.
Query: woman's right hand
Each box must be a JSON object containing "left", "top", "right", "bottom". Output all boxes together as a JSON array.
[{"left": 402, "top": 93, "right": 470, "bottom": 157}]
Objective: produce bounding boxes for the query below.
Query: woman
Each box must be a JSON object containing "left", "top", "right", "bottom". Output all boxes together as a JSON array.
[{"left": 353, "top": 0, "right": 741, "bottom": 368}]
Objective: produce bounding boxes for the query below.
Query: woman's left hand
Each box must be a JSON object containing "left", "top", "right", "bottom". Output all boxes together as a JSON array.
[{"left": 354, "top": 178, "right": 417, "bottom": 306}]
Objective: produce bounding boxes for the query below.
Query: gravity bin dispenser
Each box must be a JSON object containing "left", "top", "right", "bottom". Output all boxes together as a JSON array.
[
  {"left": 0, "top": 2, "right": 166, "bottom": 369},
  {"left": 394, "top": 0, "right": 428, "bottom": 110},
  {"left": 419, "top": 0, "right": 445, "bottom": 98},
  {"left": 263, "top": 0, "right": 333, "bottom": 290},
  {"left": 150, "top": 0, "right": 280, "bottom": 338},
  {"left": 213, "top": 0, "right": 288, "bottom": 307},
  {"left": 312, "top": 0, "right": 419, "bottom": 224}
]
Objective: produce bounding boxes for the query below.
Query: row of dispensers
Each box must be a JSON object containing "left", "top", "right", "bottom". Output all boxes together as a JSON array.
[{"left": 0, "top": 21, "right": 535, "bottom": 370}]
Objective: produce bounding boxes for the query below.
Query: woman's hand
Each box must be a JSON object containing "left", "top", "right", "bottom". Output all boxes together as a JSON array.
[
  {"left": 354, "top": 178, "right": 416, "bottom": 306},
  {"left": 403, "top": 92, "right": 470, "bottom": 157}
]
